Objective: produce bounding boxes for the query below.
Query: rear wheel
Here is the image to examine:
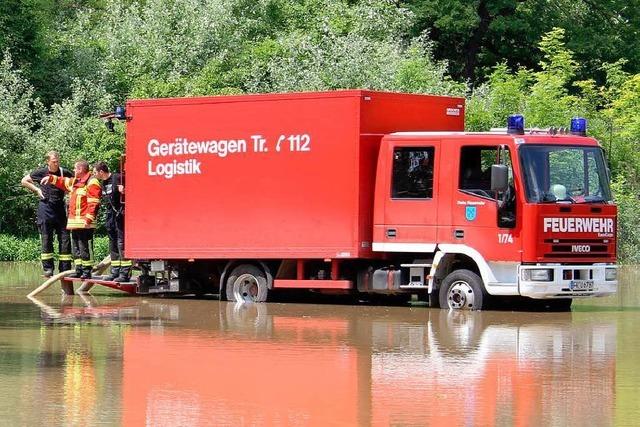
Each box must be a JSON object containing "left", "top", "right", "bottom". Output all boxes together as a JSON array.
[
  {"left": 438, "top": 269, "right": 488, "bottom": 311},
  {"left": 225, "top": 264, "right": 269, "bottom": 303}
]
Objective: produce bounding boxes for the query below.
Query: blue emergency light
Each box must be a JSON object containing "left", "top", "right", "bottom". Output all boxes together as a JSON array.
[
  {"left": 570, "top": 117, "right": 587, "bottom": 136},
  {"left": 115, "top": 105, "right": 126, "bottom": 120},
  {"left": 507, "top": 114, "right": 525, "bottom": 135}
]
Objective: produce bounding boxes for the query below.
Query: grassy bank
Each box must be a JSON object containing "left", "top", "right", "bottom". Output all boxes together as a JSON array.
[{"left": 0, "top": 234, "right": 109, "bottom": 262}]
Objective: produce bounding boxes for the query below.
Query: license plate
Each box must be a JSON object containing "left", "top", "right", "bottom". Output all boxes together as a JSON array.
[{"left": 570, "top": 280, "right": 594, "bottom": 291}]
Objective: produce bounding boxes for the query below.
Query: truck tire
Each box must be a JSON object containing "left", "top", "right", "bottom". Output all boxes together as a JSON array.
[
  {"left": 438, "top": 269, "right": 488, "bottom": 311},
  {"left": 225, "top": 264, "right": 269, "bottom": 303}
]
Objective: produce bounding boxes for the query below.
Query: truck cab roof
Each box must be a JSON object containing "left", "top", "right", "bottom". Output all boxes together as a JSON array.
[{"left": 387, "top": 132, "right": 601, "bottom": 147}]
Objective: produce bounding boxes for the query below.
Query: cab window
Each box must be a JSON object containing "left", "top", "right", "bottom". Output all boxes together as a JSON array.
[
  {"left": 391, "top": 147, "right": 434, "bottom": 199},
  {"left": 459, "top": 146, "right": 497, "bottom": 199}
]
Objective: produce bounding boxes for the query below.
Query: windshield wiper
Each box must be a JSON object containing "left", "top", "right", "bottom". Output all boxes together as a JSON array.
[{"left": 580, "top": 196, "right": 608, "bottom": 204}]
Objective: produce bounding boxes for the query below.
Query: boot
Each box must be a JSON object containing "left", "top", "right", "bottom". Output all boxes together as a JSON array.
[
  {"left": 114, "top": 266, "right": 131, "bottom": 283},
  {"left": 59, "top": 261, "right": 72, "bottom": 273},
  {"left": 67, "top": 265, "right": 83, "bottom": 279},
  {"left": 80, "top": 266, "right": 93, "bottom": 280},
  {"left": 114, "top": 273, "right": 131, "bottom": 283},
  {"left": 41, "top": 254, "right": 55, "bottom": 277},
  {"left": 42, "top": 258, "right": 54, "bottom": 278},
  {"left": 104, "top": 267, "right": 120, "bottom": 281}
]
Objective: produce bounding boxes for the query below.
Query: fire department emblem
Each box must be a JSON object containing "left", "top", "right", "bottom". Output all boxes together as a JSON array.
[{"left": 465, "top": 206, "right": 477, "bottom": 221}]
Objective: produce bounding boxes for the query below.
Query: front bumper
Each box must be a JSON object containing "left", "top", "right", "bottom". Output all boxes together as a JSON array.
[{"left": 519, "top": 264, "right": 617, "bottom": 299}]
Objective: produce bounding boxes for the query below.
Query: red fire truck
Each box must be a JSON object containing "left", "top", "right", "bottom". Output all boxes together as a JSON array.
[{"left": 117, "top": 90, "right": 617, "bottom": 310}]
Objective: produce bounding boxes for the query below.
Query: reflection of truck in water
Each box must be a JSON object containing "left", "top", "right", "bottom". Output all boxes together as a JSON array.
[
  {"left": 118, "top": 301, "right": 615, "bottom": 425},
  {"left": 115, "top": 90, "right": 617, "bottom": 310}
]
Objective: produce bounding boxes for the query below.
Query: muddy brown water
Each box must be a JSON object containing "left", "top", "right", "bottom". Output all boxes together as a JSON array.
[{"left": 0, "top": 262, "right": 638, "bottom": 426}]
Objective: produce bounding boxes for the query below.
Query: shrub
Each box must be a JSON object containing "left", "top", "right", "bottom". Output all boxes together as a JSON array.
[
  {"left": 0, "top": 234, "right": 109, "bottom": 262},
  {"left": 0, "top": 234, "right": 40, "bottom": 261},
  {"left": 611, "top": 177, "right": 640, "bottom": 264}
]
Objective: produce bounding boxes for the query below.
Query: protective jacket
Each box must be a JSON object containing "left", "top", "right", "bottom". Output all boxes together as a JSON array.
[{"left": 48, "top": 173, "right": 102, "bottom": 229}]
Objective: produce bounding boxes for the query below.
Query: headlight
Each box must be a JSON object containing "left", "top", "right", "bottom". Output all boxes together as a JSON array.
[
  {"left": 605, "top": 268, "right": 617, "bottom": 281},
  {"left": 522, "top": 269, "right": 553, "bottom": 282}
]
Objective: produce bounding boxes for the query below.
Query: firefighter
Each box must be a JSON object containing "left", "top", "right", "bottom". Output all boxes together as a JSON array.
[
  {"left": 21, "top": 151, "right": 74, "bottom": 277},
  {"left": 41, "top": 160, "right": 102, "bottom": 279},
  {"left": 93, "top": 161, "right": 131, "bottom": 282}
]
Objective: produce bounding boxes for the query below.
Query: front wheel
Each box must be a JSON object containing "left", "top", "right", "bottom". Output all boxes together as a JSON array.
[
  {"left": 225, "top": 264, "right": 269, "bottom": 303},
  {"left": 438, "top": 269, "right": 489, "bottom": 311}
]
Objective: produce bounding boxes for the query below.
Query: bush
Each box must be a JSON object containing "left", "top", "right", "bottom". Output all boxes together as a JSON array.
[
  {"left": 0, "top": 234, "right": 40, "bottom": 261},
  {"left": 93, "top": 235, "right": 109, "bottom": 261},
  {"left": 0, "top": 233, "right": 109, "bottom": 262},
  {"left": 611, "top": 177, "right": 640, "bottom": 264}
]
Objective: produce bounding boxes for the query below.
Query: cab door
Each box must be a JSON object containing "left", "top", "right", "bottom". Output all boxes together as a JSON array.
[
  {"left": 448, "top": 144, "right": 521, "bottom": 262},
  {"left": 374, "top": 139, "right": 440, "bottom": 251}
]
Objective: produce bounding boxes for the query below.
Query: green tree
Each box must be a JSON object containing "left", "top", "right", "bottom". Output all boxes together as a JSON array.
[
  {"left": 404, "top": 0, "right": 640, "bottom": 84},
  {"left": 0, "top": 53, "right": 43, "bottom": 234},
  {"left": 467, "top": 28, "right": 587, "bottom": 131},
  {"left": 52, "top": 0, "right": 464, "bottom": 98}
]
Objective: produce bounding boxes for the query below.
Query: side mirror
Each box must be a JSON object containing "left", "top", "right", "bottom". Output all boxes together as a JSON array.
[{"left": 491, "top": 164, "right": 508, "bottom": 191}]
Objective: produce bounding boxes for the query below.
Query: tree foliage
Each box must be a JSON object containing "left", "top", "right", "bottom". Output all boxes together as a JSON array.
[
  {"left": 404, "top": 0, "right": 640, "bottom": 84},
  {"left": 0, "top": 53, "right": 43, "bottom": 234}
]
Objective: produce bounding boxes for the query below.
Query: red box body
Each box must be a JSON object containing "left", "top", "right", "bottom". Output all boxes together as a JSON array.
[{"left": 124, "top": 90, "right": 464, "bottom": 259}]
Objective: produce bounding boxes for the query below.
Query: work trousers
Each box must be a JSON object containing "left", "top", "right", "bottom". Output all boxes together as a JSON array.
[
  {"left": 107, "top": 219, "right": 125, "bottom": 262},
  {"left": 71, "top": 228, "right": 94, "bottom": 270},
  {"left": 38, "top": 220, "right": 72, "bottom": 272},
  {"left": 107, "top": 217, "right": 132, "bottom": 276}
]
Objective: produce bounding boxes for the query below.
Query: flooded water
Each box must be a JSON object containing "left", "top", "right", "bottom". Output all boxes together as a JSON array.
[{"left": 1, "top": 262, "right": 639, "bottom": 426}]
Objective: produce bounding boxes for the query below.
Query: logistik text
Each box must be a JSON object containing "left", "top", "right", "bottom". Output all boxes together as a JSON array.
[{"left": 147, "top": 137, "right": 247, "bottom": 179}]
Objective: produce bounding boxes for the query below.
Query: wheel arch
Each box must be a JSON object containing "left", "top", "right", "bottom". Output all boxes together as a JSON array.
[{"left": 430, "top": 244, "right": 497, "bottom": 292}]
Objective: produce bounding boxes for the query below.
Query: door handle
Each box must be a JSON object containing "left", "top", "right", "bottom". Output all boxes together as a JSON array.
[{"left": 386, "top": 229, "right": 397, "bottom": 238}]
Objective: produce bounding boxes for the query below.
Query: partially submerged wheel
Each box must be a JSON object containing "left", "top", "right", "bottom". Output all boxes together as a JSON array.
[
  {"left": 438, "top": 269, "right": 488, "bottom": 311},
  {"left": 225, "top": 264, "right": 269, "bottom": 303}
]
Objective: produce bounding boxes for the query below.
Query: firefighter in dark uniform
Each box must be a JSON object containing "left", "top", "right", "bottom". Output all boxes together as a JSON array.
[
  {"left": 21, "top": 151, "right": 74, "bottom": 277},
  {"left": 93, "top": 161, "right": 131, "bottom": 282}
]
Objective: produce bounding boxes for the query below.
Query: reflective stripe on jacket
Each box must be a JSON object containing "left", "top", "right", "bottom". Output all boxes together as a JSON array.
[{"left": 49, "top": 173, "right": 102, "bottom": 229}]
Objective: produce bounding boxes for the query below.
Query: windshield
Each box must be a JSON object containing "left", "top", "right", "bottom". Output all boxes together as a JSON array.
[{"left": 519, "top": 145, "right": 612, "bottom": 203}]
